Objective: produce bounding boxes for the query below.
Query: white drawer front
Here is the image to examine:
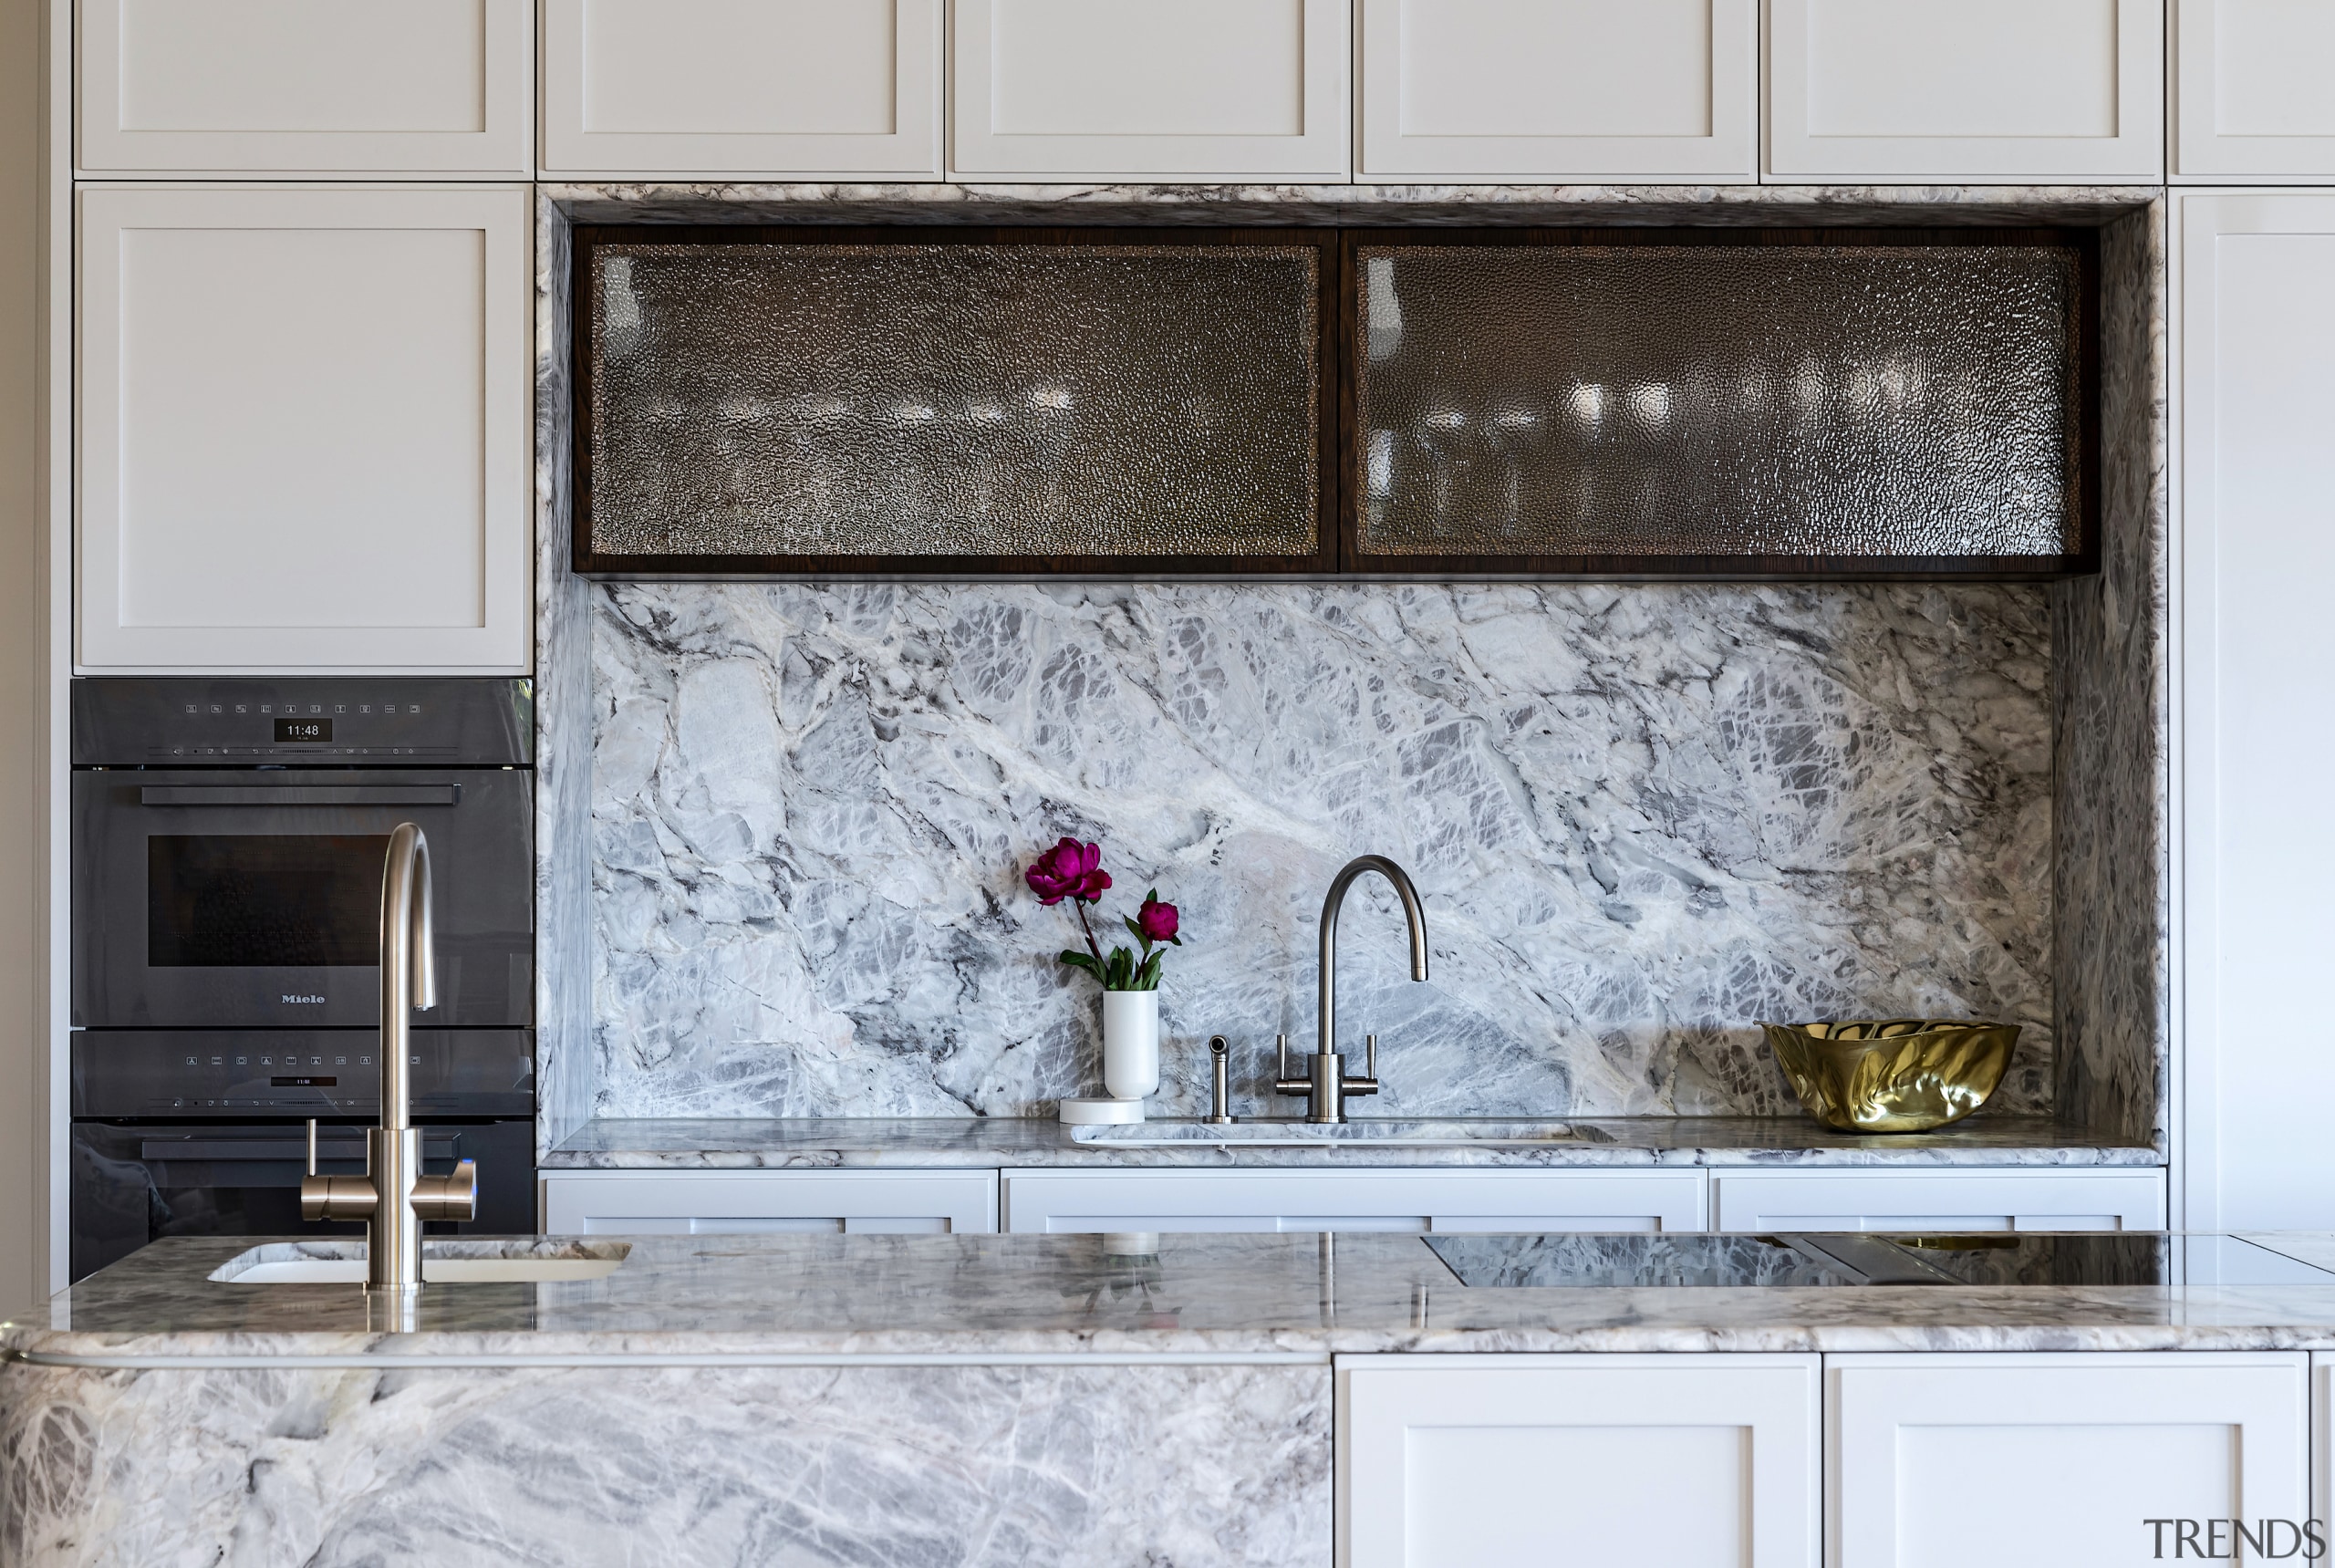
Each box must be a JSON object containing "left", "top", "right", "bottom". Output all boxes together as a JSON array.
[
  {"left": 541, "top": 1171, "right": 1000, "bottom": 1235},
  {"left": 1002, "top": 1168, "right": 1708, "bottom": 1234},
  {"left": 1711, "top": 1168, "right": 2166, "bottom": 1232}
]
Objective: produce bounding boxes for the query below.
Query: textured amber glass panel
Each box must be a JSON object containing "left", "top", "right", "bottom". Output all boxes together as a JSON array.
[
  {"left": 586, "top": 243, "right": 1321, "bottom": 560},
  {"left": 1355, "top": 244, "right": 2081, "bottom": 559}
]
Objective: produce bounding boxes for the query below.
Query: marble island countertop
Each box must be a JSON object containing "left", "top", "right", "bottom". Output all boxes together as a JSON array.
[
  {"left": 16, "top": 1230, "right": 2335, "bottom": 1369},
  {"left": 541, "top": 1114, "right": 2162, "bottom": 1169}
]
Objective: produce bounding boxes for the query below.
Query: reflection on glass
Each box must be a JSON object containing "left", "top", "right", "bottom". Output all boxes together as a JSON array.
[
  {"left": 1354, "top": 244, "right": 2081, "bottom": 560},
  {"left": 585, "top": 242, "right": 1322, "bottom": 561}
]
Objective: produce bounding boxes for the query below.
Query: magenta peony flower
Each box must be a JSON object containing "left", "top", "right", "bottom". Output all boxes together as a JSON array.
[
  {"left": 1134, "top": 893, "right": 1179, "bottom": 945},
  {"left": 1024, "top": 837, "right": 1111, "bottom": 906}
]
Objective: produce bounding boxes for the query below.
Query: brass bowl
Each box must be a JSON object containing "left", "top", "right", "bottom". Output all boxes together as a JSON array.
[{"left": 1759, "top": 1018, "right": 2020, "bottom": 1134}]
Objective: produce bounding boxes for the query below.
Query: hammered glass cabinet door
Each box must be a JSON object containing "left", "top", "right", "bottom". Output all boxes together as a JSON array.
[
  {"left": 76, "top": 185, "right": 534, "bottom": 672},
  {"left": 1338, "top": 1354, "right": 1820, "bottom": 1567},
  {"left": 1351, "top": 236, "right": 2089, "bottom": 573},
  {"left": 1828, "top": 1354, "right": 2309, "bottom": 1567},
  {"left": 76, "top": 0, "right": 531, "bottom": 176},
  {"left": 1356, "top": 0, "right": 1758, "bottom": 182},
  {"left": 576, "top": 231, "right": 1333, "bottom": 573},
  {"left": 539, "top": 0, "right": 942, "bottom": 177},
  {"left": 950, "top": 0, "right": 1351, "bottom": 180},
  {"left": 2173, "top": 0, "right": 2335, "bottom": 182},
  {"left": 1766, "top": 0, "right": 2165, "bottom": 182}
]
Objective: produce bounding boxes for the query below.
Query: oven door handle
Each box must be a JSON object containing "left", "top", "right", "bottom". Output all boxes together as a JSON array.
[
  {"left": 138, "top": 1136, "right": 462, "bottom": 1161},
  {"left": 137, "top": 785, "right": 462, "bottom": 807}
]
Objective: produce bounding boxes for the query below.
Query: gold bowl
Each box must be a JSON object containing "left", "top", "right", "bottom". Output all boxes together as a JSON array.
[{"left": 1759, "top": 1018, "right": 2021, "bottom": 1134}]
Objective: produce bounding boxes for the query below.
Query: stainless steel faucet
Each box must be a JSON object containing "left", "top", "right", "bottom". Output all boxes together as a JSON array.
[
  {"left": 1276, "top": 854, "right": 1429, "bottom": 1123},
  {"left": 302, "top": 823, "right": 478, "bottom": 1298}
]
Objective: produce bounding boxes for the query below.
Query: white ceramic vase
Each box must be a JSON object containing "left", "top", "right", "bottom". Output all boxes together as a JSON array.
[{"left": 1101, "top": 988, "right": 1161, "bottom": 1101}]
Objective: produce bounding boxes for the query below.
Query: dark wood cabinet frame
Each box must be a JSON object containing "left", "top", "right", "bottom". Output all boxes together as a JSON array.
[{"left": 571, "top": 223, "right": 2099, "bottom": 582}]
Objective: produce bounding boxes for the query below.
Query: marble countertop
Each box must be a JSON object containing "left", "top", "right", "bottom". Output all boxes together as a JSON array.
[
  {"left": 15, "top": 1231, "right": 2335, "bottom": 1367},
  {"left": 540, "top": 1115, "right": 2163, "bottom": 1169}
]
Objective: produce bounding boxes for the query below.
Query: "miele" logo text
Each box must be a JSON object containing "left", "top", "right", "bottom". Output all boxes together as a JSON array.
[{"left": 280, "top": 994, "right": 326, "bottom": 1005}]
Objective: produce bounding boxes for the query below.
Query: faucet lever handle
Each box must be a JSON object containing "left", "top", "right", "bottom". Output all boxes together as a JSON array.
[
  {"left": 1365, "top": 1033, "right": 1376, "bottom": 1080},
  {"left": 306, "top": 1117, "right": 318, "bottom": 1178},
  {"left": 1276, "top": 1033, "right": 1289, "bottom": 1081}
]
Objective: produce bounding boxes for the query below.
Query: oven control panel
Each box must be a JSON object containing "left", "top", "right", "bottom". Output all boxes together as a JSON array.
[
  {"left": 71, "top": 1030, "right": 535, "bottom": 1118},
  {"left": 70, "top": 678, "right": 533, "bottom": 766}
]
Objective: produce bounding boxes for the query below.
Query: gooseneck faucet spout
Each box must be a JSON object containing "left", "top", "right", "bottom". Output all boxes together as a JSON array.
[
  {"left": 302, "top": 823, "right": 479, "bottom": 1302},
  {"left": 1276, "top": 855, "right": 1429, "bottom": 1123}
]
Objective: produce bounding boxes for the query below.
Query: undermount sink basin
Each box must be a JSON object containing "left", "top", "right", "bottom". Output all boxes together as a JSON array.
[
  {"left": 210, "top": 1241, "right": 629, "bottom": 1285},
  {"left": 1068, "top": 1117, "right": 1611, "bottom": 1148}
]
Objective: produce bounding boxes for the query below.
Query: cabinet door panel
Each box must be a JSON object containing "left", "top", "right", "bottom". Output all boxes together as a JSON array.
[
  {"left": 2179, "top": 195, "right": 2335, "bottom": 1229},
  {"left": 2174, "top": 1, "right": 2335, "bottom": 180},
  {"left": 540, "top": 0, "right": 941, "bottom": 176},
  {"left": 1358, "top": 0, "right": 1756, "bottom": 182},
  {"left": 77, "top": 186, "right": 531, "bottom": 673},
  {"left": 1710, "top": 1169, "right": 2166, "bottom": 1231},
  {"left": 1766, "top": 0, "right": 2164, "bottom": 182},
  {"left": 1002, "top": 1168, "right": 1707, "bottom": 1234},
  {"left": 78, "top": 0, "right": 529, "bottom": 174},
  {"left": 1829, "top": 1354, "right": 2309, "bottom": 1567},
  {"left": 951, "top": 0, "right": 1349, "bottom": 179},
  {"left": 541, "top": 1171, "right": 1001, "bottom": 1234},
  {"left": 1340, "top": 1354, "right": 1819, "bottom": 1568}
]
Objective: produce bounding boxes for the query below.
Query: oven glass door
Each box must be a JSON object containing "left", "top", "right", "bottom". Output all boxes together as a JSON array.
[
  {"left": 68, "top": 1119, "right": 536, "bottom": 1282},
  {"left": 72, "top": 770, "right": 532, "bottom": 1028}
]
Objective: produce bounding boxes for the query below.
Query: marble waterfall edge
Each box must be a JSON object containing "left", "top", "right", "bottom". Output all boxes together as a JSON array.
[{"left": 586, "top": 580, "right": 2054, "bottom": 1123}]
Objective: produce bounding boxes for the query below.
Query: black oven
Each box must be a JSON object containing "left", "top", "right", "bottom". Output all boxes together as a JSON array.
[{"left": 68, "top": 679, "right": 539, "bottom": 1282}]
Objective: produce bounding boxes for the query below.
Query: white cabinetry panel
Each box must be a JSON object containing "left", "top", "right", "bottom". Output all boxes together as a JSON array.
[
  {"left": 78, "top": 0, "right": 530, "bottom": 175},
  {"left": 540, "top": 0, "right": 941, "bottom": 177},
  {"left": 1766, "top": 0, "right": 2165, "bottom": 182},
  {"left": 1339, "top": 1353, "right": 1819, "bottom": 1568},
  {"left": 2178, "top": 194, "right": 2335, "bottom": 1230},
  {"left": 950, "top": 0, "right": 1349, "bottom": 180},
  {"left": 541, "top": 1171, "right": 1000, "bottom": 1235},
  {"left": 1357, "top": 0, "right": 1756, "bottom": 182},
  {"left": 1829, "top": 1353, "right": 2309, "bottom": 1567},
  {"left": 2174, "top": 2, "right": 2335, "bottom": 182},
  {"left": 1002, "top": 1168, "right": 1707, "bottom": 1234},
  {"left": 1711, "top": 1168, "right": 2166, "bottom": 1231},
  {"left": 77, "top": 185, "right": 531, "bottom": 673}
]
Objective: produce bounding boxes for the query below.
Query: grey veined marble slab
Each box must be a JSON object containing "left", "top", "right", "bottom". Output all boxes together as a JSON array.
[{"left": 541, "top": 1115, "right": 2161, "bottom": 1169}]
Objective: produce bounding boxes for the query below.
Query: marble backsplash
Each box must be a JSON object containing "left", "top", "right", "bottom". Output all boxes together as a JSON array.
[{"left": 586, "top": 579, "right": 2054, "bottom": 1121}]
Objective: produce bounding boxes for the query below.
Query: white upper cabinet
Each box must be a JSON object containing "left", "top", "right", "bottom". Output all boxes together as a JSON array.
[
  {"left": 1765, "top": 0, "right": 2166, "bottom": 183},
  {"left": 1356, "top": 0, "right": 1758, "bottom": 182},
  {"left": 2174, "top": 0, "right": 2335, "bottom": 181},
  {"left": 76, "top": 0, "right": 530, "bottom": 176},
  {"left": 539, "top": 0, "right": 942, "bottom": 178},
  {"left": 950, "top": 0, "right": 1350, "bottom": 181},
  {"left": 77, "top": 186, "right": 533, "bottom": 673},
  {"left": 2177, "top": 194, "right": 2335, "bottom": 1230}
]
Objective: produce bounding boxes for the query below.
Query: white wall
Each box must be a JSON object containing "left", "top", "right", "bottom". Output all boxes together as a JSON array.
[{"left": 0, "top": 0, "right": 43, "bottom": 1312}]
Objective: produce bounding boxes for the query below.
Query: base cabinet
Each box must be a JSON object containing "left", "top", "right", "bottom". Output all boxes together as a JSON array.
[
  {"left": 1829, "top": 1353, "right": 2309, "bottom": 1568},
  {"left": 540, "top": 1171, "right": 1000, "bottom": 1234},
  {"left": 1001, "top": 1168, "right": 1707, "bottom": 1234},
  {"left": 1711, "top": 1168, "right": 2167, "bottom": 1232},
  {"left": 1338, "top": 1353, "right": 1821, "bottom": 1568}
]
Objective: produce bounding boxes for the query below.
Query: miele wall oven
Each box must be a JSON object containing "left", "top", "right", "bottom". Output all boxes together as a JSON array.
[{"left": 68, "top": 679, "right": 538, "bottom": 1280}]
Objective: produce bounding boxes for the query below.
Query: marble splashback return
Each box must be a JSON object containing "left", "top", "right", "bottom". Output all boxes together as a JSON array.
[{"left": 586, "top": 579, "right": 2053, "bottom": 1121}]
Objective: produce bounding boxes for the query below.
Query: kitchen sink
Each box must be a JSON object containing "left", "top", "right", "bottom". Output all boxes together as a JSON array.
[
  {"left": 210, "top": 1240, "right": 630, "bottom": 1284},
  {"left": 1068, "top": 1117, "right": 1613, "bottom": 1148}
]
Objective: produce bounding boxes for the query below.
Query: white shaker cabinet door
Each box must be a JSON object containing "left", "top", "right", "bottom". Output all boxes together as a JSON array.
[
  {"left": 1357, "top": 0, "right": 1757, "bottom": 182},
  {"left": 1710, "top": 1168, "right": 2168, "bottom": 1232},
  {"left": 1829, "top": 1354, "right": 2309, "bottom": 1567},
  {"left": 2174, "top": 1, "right": 2335, "bottom": 181},
  {"left": 77, "top": 0, "right": 530, "bottom": 175},
  {"left": 540, "top": 0, "right": 942, "bottom": 178},
  {"left": 1339, "top": 1354, "right": 1821, "bottom": 1568},
  {"left": 950, "top": 0, "right": 1351, "bottom": 181},
  {"left": 1765, "top": 0, "right": 2166, "bottom": 182},
  {"left": 2178, "top": 194, "right": 2335, "bottom": 1230},
  {"left": 541, "top": 1171, "right": 1001, "bottom": 1234},
  {"left": 77, "top": 185, "right": 532, "bottom": 673}
]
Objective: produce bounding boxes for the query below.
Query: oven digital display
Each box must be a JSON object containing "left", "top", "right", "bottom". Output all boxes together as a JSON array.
[{"left": 273, "top": 718, "right": 332, "bottom": 742}]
